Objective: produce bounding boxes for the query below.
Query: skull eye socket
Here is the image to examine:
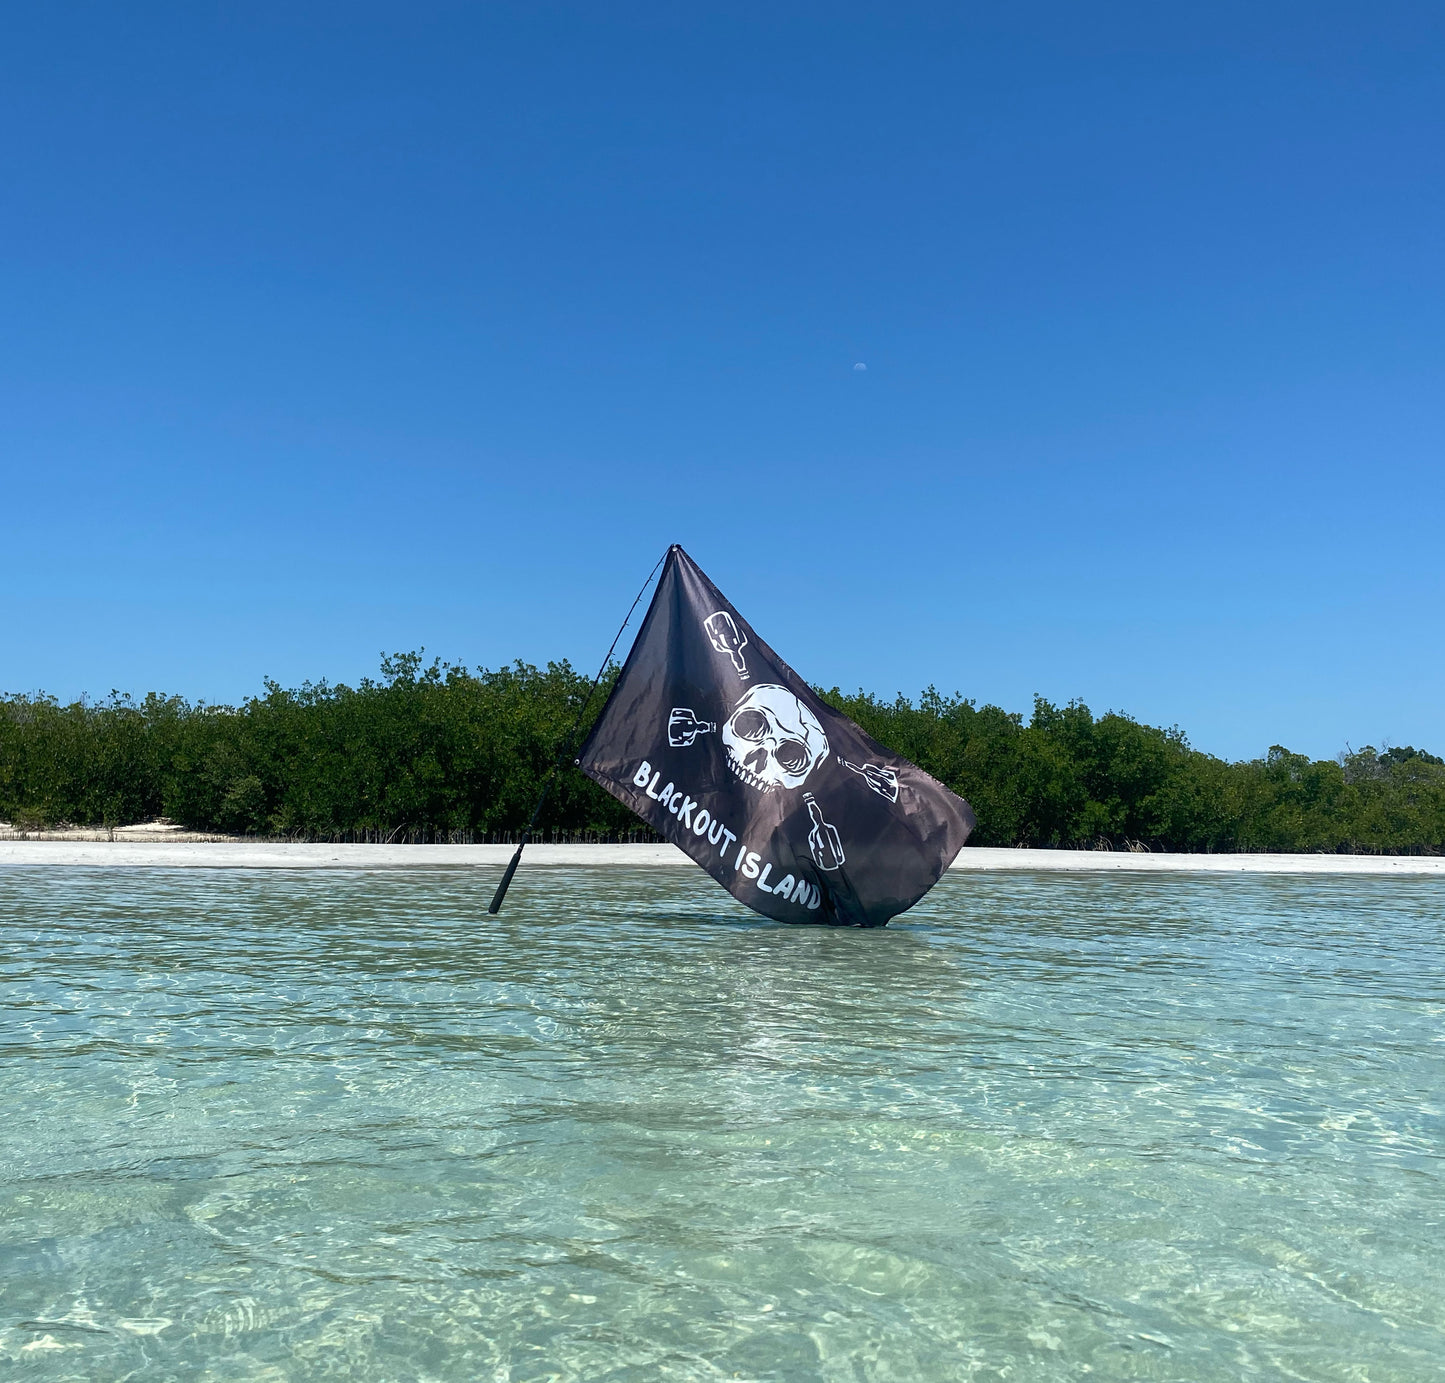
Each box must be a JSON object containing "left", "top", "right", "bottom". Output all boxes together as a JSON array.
[
  {"left": 732, "top": 708, "right": 771, "bottom": 742},
  {"left": 773, "top": 738, "right": 812, "bottom": 775}
]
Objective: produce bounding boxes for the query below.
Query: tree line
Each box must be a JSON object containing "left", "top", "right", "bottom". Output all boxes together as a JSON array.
[{"left": 2, "top": 652, "right": 1442, "bottom": 852}]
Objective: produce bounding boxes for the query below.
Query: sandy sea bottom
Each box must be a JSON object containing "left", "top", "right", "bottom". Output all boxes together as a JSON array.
[{"left": 0, "top": 865, "right": 1441, "bottom": 1381}]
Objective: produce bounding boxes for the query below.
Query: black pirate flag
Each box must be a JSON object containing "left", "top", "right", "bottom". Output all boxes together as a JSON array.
[{"left": 577, "top": 546, "right": 974, "bottom": 927}]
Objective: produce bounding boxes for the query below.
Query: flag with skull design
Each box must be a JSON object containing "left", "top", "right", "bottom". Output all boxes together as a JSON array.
[{"left": 576, "top": 545, "right": 975, "bottom": 927}]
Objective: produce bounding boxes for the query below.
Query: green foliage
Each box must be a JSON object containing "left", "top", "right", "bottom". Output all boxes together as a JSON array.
[
  {"left": 0, "top": 656, "right": 638, "bottom": 840},
  {"left": 816, "top": 688, "right": 1445, "bottom": 854},
  {"left": 2, "top": 658, "right": 1442, "bottom": 852}
]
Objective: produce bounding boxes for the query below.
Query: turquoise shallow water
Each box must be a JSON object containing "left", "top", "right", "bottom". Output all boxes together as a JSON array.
[{"left": 1, "top": 866, "right": 1441, "bottom": 1382}]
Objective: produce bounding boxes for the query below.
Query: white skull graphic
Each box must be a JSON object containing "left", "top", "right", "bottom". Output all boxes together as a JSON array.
[{"left": 721, "top": 684, "right": 829, "bottom": 792}]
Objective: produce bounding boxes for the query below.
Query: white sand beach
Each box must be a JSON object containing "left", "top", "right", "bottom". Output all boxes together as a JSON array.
[{"left": 0, "top": 837, "right": 1440, "bottom": 874}]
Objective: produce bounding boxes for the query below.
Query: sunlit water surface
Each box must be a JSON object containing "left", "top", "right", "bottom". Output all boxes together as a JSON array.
[{"left": 1, "top": 865, "right": 1441, "bottom": 1381}]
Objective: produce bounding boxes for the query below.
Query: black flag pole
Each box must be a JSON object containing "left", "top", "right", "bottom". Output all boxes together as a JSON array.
[{"left": 487, "top": 548, "right": 670, "bottom": 915}]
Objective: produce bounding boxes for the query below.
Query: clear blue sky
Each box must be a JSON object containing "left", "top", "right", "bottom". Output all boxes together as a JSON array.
[{"left": 3, "top": 3, "right": 1441, "bottom": 762}]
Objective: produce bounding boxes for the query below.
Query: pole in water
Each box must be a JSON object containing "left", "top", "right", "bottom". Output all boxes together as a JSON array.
[
  {"left": 488, "top": 840, "right": 527, "bottom": 914},
  {"left": 486, "top": 547, "right": 670, "bottom": 916},
  {"left": 488, "top": 774, "right": 555, "bottom": 915}
]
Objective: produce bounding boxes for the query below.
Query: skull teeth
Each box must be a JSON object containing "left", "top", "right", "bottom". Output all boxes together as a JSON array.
[{"left": 725, "top": 754, "right": 777, "bottom": 793}]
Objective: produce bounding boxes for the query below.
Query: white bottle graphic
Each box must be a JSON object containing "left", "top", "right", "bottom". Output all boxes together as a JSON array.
[
  {"left": 804, "top": 793, "right": 845, "bottom": 871},
  {"left": 839, "top": 760, "right": 900, "bottom": 803},
  {"left": 704, "top": 611, "right": 749, "bottom": 679},
  {"left": 668, "top": 707, "right": 715, "bottom": 747}
]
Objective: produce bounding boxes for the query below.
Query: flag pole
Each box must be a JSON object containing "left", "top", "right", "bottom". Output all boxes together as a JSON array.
[{"left": 487, "top": 547, "right": 671, "bottom": 915}]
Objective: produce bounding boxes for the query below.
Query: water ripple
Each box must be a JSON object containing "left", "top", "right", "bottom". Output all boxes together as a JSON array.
[{"left": 1, "top": 865, "right": 1441, "bottom": 1380}]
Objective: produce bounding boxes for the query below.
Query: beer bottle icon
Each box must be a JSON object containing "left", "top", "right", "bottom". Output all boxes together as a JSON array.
[
  {"left": 804, "top": 793, "right": 845, "bottom": 871},
  {"left": 668, "top": 707, "right": 715, "bottom": 748},
  {"left": 839, "top": 759, "right": 900, "bottom": 803},
  {"left": 704, "top": 611, "right": 749, "bottom": 679}
]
